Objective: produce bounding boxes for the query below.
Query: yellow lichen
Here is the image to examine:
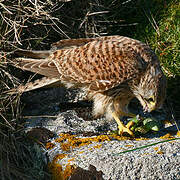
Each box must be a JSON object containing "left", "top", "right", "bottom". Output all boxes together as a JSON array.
[
  {"left": 48, "top": 162, "right": 64, "bottom": 180},
  {"left": 47, "top": 133, "right": 114, "bottom": 179},
  {"left": 134, "top": 137, "right": 149, "bottom": 141},
  {"left": 48, "top": 153, "right": 76, "bottom": 180},
  {"left": 160, "top": 133, "right": 174, "bottom": 139},
  {"left": 48, "top": 132, "right": 170, "bottom": 180},
  {"left": 54, "top": 154, "right": 67, "bottom": 161},
  {"left": 48, "top": 162, "right": 75, "bottom": 180},
  {"left": 154, "top": 147, "right": 159, "bottom": 151},
  {"left": 48, "top": 133, "right": 152, "bottom": 154},
  {"left": 93, "top": 144, "right": 102, "bottom": 149},
  {"left": 78, "top": 151, "right": 84, "bottom": 154},
  {"left": 157, "top": 151, "right": 164, "bottom": 155},
  {"left": 46, "top": 142, "right": 55, "bottom": 150},
  {"left": 125, "top": 144, "right": 134, "bottom": 147},
  {"left": 110, "top": 134, "right": 131, "bottom": 141},
  {"left": 154, "top": 147, "right": 164, "bottom": 154},
  {"left": 96, "top": 135, "right": 111, "bottom": 142},
  {"left": 88, "top": 147, "right": 93, "bottom": 151},
  {"left": 63, "top": 163, "right": 76, "bottom": 180},
  {"left": 48, "top": 154, "right": 67, "bottom": 180},
  {"left": 61, "top": 143, "right": 71, "bottom": 151},
  {"left": 53, "top": 133, "right": 112, "bottom": 152},
  {"left": 68, "top": 158, "right": 75, "bottom": 162}
]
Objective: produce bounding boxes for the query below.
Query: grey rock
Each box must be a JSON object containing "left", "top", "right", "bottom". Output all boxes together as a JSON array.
[{"left": 22, "top": 87, "right": 180, "bottom": 180}]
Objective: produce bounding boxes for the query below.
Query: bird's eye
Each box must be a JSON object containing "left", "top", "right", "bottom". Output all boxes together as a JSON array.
[{"left": 147, "top": 97, "right": 154, "bottom": 102}]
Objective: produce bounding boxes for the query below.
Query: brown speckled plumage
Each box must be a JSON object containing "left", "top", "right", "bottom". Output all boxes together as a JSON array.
[{"left": 13, "top": 36, "right": 166, "bottom": 135}]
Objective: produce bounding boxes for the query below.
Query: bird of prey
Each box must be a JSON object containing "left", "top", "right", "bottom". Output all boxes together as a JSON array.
[{"left": 13, "top": 36, "right": 166, "bottom": 136}]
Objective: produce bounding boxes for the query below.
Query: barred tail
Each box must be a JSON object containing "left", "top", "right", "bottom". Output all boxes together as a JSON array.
[
  {"left": 12, "top": 57, "right": 59, "bottom": 78},
  {"left": 6, "top": 77, "right": 62, "bottom": 94}
]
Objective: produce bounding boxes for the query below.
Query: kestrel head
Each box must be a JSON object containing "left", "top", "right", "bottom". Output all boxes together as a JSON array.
[{"left": 133, "top": 62, "right": 166, "bottom": 113}]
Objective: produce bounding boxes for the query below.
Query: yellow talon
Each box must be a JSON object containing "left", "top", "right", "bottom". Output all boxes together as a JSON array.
[
  {"left": 118, "top": 124, "right": 134, "bottom": 136},
  {"left": 126, "top": 121, "right": 135, "bottom": 129},
  {"left": 112, "top": 112, "right": 134, "bottom": 136}
]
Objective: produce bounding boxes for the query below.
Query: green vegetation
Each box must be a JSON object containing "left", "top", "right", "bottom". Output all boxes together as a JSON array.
[
  {"left": 147, "top": 1, "right": 179, "bottom": 77},
  {"left": 0, "top": 0, "right": 179, "bottom": 179}
]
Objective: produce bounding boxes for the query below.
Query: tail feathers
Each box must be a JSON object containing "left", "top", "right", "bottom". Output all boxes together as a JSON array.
[
  {"left": 13, "top": 58, "right": 59, "bottom": 78},
  {"left": 6, "top": 77, "right": 62, "bottom": 94},
  {"left": 14, "top": 49, "right": 52, "bottom": 59}
]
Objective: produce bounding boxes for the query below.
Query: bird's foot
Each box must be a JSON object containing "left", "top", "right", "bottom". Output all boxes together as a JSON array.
[
  {"left": 118, "top": 121, "right": 134, "bottom": 136},
  {"left": 112, "top": 112, "right": 135, "bottom": 136}
]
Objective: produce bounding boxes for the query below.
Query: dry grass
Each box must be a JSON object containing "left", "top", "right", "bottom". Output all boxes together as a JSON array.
[
  {"left": 0, "top": 53, "right": 49, "bottom": 179},
  {"left": 0, "top": 0, "right": 69, "bottom": 50}
]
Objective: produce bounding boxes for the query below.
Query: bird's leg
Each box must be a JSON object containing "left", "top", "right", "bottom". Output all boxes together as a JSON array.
[
  {"left": 111, "top": 111, "right": 134, "bottom": 136},
  {"left": 124, "top": 112, "right": 136, "bottom": 129},
  {"left": 109, "top": 96, "right": 138, "bottom": 136},
  {"left": 113, "top": 107, "right": 136, "bottom": 136}
]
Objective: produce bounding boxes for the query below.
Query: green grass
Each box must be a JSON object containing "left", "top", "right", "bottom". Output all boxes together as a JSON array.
[
  {"left": 145, "top": 1, "right": 180, "bottom": 119},
  {"left": 147, "top": 0, "right": 180, "bottom": 77}
]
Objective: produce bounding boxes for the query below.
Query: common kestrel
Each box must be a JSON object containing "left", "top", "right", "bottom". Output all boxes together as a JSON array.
[{"left": 13, "top": 36, "right": 166, "bottom": 136}]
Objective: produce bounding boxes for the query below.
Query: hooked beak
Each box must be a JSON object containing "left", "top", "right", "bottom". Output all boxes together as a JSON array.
[
  {"left": 137, "top": 95, "right": 156, "bottom": 113},
  {"left": 144, "top": 101, "right": 156, "bottom": 112}
]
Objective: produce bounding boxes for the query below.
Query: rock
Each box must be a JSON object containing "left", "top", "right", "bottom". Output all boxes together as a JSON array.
[{"left": 22, "top": 87, "right": 180, "bottom": 180}]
